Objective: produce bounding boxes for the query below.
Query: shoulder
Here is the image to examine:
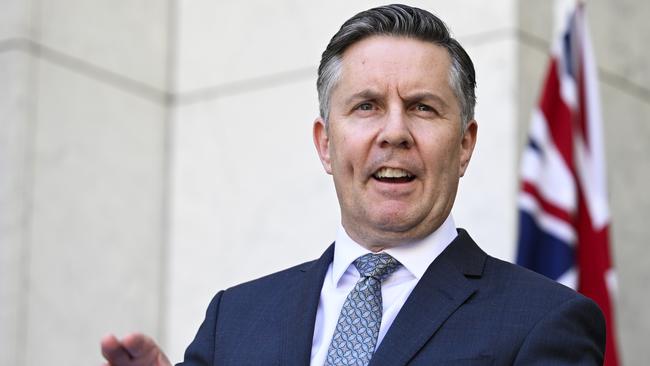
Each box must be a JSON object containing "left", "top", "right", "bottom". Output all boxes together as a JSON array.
[
  {"left": 490, "top": 257, "right": 607, "bottom": 363},
  {"left": 450, "top": 233, "right": 605, "bottom": 363},
  {"left": 454, "top": 229, "right": 592, "bottom": 309},
  {"left": 483, "top": 253, "right": 605, "bottom": 359},
  {"left": 485, "top": 255, "right": 578, "bottom": 299},
  {"left": 218, "top": 243, "right": 334, "bottom": 304},
  {"left": 179, "top": 252, "right": 331, "bottom": 365},
  {"left": 193, "top": 259, "right": 319, "bottom": 326},
  {"left": 480, "top": 254, "right": 602, "bottom": 319},
  {"left": 222, "top": 257, "right": 319, "bottom": 296}
]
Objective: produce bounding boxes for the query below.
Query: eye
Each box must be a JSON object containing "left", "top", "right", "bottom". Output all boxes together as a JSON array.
[
  {"left": 412, "top": 103, "right": 439, "bottom": 117},
  {"left": 355, "top": 102, "right": 374, "bottom": 111},
  {"left": 415, "top": 103, "right": 432, "bottom": 112}
]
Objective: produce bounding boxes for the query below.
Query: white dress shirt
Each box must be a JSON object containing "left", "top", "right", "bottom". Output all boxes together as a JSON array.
[{"left": 310, "top": 215, "right": 458, "bottom": 365}]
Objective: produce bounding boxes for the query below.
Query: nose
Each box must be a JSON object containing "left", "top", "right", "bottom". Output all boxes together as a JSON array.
[{"left": 377, "top": 109, "right": 414, "bottom": 149}]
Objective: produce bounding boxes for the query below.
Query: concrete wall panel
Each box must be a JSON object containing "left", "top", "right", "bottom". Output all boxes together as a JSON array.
[
  {"left": 0, "top": 50, "right": 33, "bottom": 366},
  {"left": 36, "top": 0, "right": 169, "bottom": 89},
  {"left": 24, "top": 59, "right": 166, "bottom": 365},
  {"left": 453, "top": 38, "right": 519, "bottom": 261},
  {"left": 588, "top": 0, "right": 650, "bottom": 90},
  {"left": 175, "top": 0, "right": 516, "bottom": 93},
  {"left": 601, "top": 80, "right": 650, "bottom": 366},
  {"left": 0, "top": 0, "right": 31, "bottom": 40},
  {"left": 167, "top": 77, "right": 339, "bottom": 361}
]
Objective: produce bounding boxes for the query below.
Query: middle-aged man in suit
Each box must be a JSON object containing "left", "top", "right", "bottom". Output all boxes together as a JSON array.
[{"left": 101, "top": 4, "right": 606, "bottom": 365}]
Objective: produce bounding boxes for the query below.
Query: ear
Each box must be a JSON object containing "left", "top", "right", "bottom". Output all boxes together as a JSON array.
[
  {"left": 459, "top": 120, "right": 478, "bottom": 177},
  {"left": 313, "top": 117, "right": 333, "bottom": 174}
]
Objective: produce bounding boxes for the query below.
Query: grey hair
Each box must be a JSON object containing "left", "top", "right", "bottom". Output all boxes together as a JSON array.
[{"left": 317, "top": 4, "right": 476, "bottom": 131}]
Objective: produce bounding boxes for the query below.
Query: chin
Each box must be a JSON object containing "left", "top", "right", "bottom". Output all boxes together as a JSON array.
[{"left": 371, "top": 211, "right": 422, "bottom": 234}]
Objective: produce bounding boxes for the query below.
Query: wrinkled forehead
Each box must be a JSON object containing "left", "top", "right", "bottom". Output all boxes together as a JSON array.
[
  {"left": 344, "top": 37, "right": 450, "bottom": 74},
  {"left": 334, "top": 36, "right": 458, "bottom": 108}
]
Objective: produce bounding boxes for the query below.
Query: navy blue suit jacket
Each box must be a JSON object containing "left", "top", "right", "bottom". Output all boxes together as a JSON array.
[{"left": 178, "top": 229, "right": 605, "bottom": 365}]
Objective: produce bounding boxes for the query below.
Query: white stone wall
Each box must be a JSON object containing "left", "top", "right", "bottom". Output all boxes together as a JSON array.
[
  {"left": 1, "top": 0, "right": 169, "bottom": 365},
  {"left": 1, "top": 2, "right": 33, "bottom": 365},
  {"left": 1, "top": 0, "right": 648, "bottom": 364}
]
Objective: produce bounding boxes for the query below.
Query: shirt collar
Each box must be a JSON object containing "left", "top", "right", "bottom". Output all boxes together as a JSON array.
[{"left": 331, "top": 215, "right": 458, "bottom": 287}]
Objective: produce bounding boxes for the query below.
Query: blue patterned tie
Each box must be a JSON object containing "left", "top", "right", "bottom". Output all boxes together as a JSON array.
[{"left": 325, "top": 253, "right": 401, "bottom": 366}]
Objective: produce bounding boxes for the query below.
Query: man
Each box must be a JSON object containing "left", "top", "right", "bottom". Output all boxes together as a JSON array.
[{"left": 102, "top": 4, "right": 605, "bottom": 365}]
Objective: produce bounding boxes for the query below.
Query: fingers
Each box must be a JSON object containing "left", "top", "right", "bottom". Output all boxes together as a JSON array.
[
  {"left": 121, "top": 333, "right": 158, "bottom": 358},
  {"left": 100, "top": 333, "right": 133, "bottom": 364},
  {"left": 101, "top": 333, "right": 170, "bottom": 366}
]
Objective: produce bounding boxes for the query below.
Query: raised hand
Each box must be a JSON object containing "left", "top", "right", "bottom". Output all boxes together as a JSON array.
[{"left": 101, "top": 333, "right": 172, "bottom": 366}]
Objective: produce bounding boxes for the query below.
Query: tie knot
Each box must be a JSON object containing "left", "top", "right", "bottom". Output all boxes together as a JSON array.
[{"left": 353, "top": 253, "right": 401, "bottom": 282}]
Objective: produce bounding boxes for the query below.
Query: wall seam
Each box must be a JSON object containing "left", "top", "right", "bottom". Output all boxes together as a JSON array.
[
  {"left": 5, "top": 29, "right": 645, "bottom": 110},
  {"left": 173, "top": 66, "right": 316, "bottom": 105},
  {"left": 0, "top": 37, "right": 169, "bottom": 104},
  {"left": 0, "top": 38, "right": 33, "bottom": 53},
  {"left": 158, "top": 0, "right": 178, "bottom": 352},
  {"left": 17, "top": 0, "right": 42, "bottom": 364}
]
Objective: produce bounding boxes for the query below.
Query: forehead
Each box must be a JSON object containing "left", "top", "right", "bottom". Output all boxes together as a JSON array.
[{"left": 336, "top": 35, "right": 454, "bottom": 99}]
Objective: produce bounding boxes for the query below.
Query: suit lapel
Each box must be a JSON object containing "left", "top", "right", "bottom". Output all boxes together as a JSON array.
[
  {"left": 281, "top": 244, "right": 334, "bottom": 365},
  {"left": 370, "top": 230, "right": 487, "bottom": 366}
]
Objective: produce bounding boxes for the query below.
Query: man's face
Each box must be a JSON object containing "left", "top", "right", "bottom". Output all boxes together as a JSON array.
[{"left": 314, "top": 36, "right": 477, "bottom": 250}]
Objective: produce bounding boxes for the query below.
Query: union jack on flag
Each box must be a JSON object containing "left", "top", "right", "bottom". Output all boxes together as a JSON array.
[{"left": 515, "top": 3, "right": 620, "bottom": 365}]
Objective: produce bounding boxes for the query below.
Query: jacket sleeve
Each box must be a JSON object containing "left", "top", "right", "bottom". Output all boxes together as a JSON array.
[
  {"left": 176, "top": 291, "right": 224, "bottom": 366},
  {"left": 513, "top": 295, "right": 606, "bottom": 365}
]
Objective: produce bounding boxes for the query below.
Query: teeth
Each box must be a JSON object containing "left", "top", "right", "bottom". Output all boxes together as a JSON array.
[{"left": 374, "top": 167, "right": 413, "bottom": 178}]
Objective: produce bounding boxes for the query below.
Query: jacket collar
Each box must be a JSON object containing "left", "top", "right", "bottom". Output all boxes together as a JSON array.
[
  {"left": 369, "top": 229, "right": 487, "bottom": 366},
  {"left": 279, "top": 229, "right": 487, "bottom": 366},
  {"left": 280, "top": 243, "right": 334, "bottom": 365}
]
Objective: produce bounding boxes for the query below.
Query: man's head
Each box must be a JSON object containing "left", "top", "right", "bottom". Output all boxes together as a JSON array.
[
  {"left": 313, "top": 4, "right": 478, "bottom": 250},
  {"left": 317, "top": 4, "right": 476, "bottom": 129}
]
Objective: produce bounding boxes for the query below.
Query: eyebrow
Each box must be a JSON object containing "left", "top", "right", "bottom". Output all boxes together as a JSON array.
[
  {"left": 402, "top": 92, "right": 450, "bottom": 111},
  {"left": 343, "top": 89, "right": 450, "bottom": 111},
  {"left": 344, "top": 89, "right": 383, "bottom": 106}
]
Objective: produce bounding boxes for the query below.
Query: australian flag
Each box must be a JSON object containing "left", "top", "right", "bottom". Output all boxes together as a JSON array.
[{"left": 515, "top": 3, "right": 620, "bottom": 365}]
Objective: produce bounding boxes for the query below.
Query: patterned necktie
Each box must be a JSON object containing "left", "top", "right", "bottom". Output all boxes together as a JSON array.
[{"left": 325, "top": 253, "right": 401, "bottom": 366}]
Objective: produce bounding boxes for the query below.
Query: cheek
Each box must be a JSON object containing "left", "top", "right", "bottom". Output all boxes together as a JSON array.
[
  {"left": 421, "top": 135, "right": 462, "bottom": 179},
  {"left": 328, "top": 136, "right": 356, "bottom": 177},
  {"left": 334, "top": 129, "right": 371, "bottom": 169}
]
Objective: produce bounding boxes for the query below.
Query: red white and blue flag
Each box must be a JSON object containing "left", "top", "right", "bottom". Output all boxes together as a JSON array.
[{"left": 515, "top": 3, "right": 620, "bottom": 365}]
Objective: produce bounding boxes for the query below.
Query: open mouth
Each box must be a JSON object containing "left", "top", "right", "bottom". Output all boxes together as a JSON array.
[{"left": 372, "top": 167, "right": 416, "bottom": 183}]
